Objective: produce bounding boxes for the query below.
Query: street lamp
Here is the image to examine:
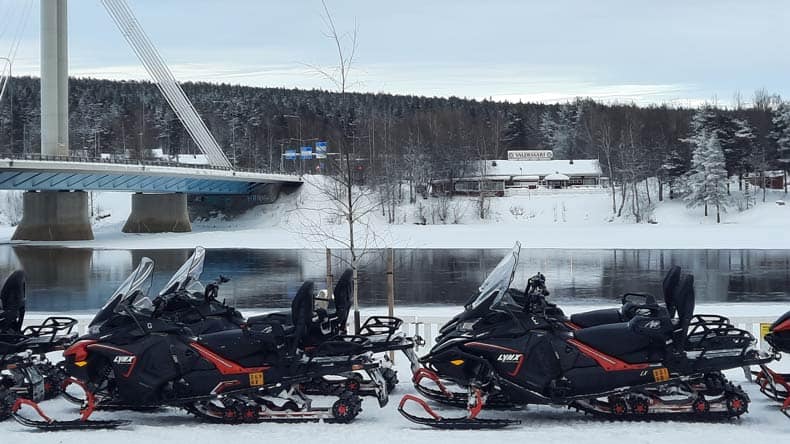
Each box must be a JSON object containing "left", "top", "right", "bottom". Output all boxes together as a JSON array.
[
  {"left": 283, "top": 114, "right": 302, "bottom": 146},
  {"left": 283, "top": 115, "right": 303, "bottom": 173}
]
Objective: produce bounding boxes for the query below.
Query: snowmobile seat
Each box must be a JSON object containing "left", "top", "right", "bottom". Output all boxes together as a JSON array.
[
  {"left": 671, "top": 274, "right": 696, "bottom": 351},
  {"left": 573, "top": 323, "right": 654, "bottom": 363},
  {"left": 569, "top": 308, "right": 623, "bottom": 329},
  {"left": 332, "top": 268, "right": 353, "bottom": 331},
  {"left": 248, "top": 311, "right": 291, "bottom": 326},
  {"left": 290, "top": 281, "right": 315, "bottom": 352},
  {"left": 569, "top": 266, "right": 681, "bottom": 329},
  {"left": 197, "top": 321, "right": 286, "bottom": 364},
  {"left": 661, "top": 266, "right": 682, "bottom": 317},
  {"left": 0, "top": 270, "right": 26, "bottom": 334}
]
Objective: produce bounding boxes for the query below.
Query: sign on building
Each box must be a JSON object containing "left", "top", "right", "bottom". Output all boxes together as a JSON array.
[
  {"left": 315, "top": 141, "right": 328, "bottom": 159},
  {"left": 507, "top": 150, "right": 553, "bottom": 161}
]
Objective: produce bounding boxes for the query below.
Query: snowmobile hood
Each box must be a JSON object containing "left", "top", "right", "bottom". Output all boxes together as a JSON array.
[
  {"left": 771, "top": 310, "right": 790, "bottom": 332},
  {"left": 158, "top": 247, "right": 206, "bottom": 297},
  {"left": 89, "top": 257, "right": 154, "bottom": 330}
]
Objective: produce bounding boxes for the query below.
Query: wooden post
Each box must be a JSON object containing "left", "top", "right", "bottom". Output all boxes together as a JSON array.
[
  {"left": 387, "top": 248, "right": 395, "bottom": 361},
  {"left": 325, "top": 248, "right": 333, "bottom": 293}
]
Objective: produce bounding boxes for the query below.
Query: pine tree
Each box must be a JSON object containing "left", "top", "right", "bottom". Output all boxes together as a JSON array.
[
  {"left": 661, "top": 147, "right": 687, "bottom": 199},
  {"left": 684, "top": 132, "right": 729, "bottom": 223},
  {"left": 770, "top": 102, "right": 790, "bottom": 193},
  {"left": 539, "top": 104, "right": 577, "bottom": 159},
  {"left": 500, "top": 112, "right": 528, "bottom": 148}
]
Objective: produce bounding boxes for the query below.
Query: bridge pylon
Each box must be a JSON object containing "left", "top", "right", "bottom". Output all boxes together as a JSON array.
[{"left": 13, "top": 1, "right": 94, "bottom": 241}]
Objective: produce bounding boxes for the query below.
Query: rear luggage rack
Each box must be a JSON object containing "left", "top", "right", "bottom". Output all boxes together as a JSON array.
[
  {"left": 21, "top": 317, "right": 78, "bottom": 345},
  {"left": 684, "top": 317, "right": 769, "bottom": 368}
]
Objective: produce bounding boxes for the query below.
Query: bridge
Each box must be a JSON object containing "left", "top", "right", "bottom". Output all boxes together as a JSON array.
[
  {"left": 0, "top": 155, "right": 300, "bottom": 195},
  {"left": 0, "top": 154, "right": 302, "bottom": 240},
  {"left": 0, "top": 1, "right": 304, "bottom": 241}
]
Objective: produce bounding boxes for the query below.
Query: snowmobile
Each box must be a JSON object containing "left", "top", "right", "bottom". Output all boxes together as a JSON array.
[
  {"left": 0, "top": 270, "right": 78, "bottom": 420},
  {"left": 752, "top": 309, "right": 790, "bottom": 418},
  {"left": 399, "top": 243, "right": 773, "bottom": 429},
  {"left": 150, "top": 247, "right": 419, "bottom": 394},
  {"left": 12, "top": 257, "right": 388, "bottom": 430}
]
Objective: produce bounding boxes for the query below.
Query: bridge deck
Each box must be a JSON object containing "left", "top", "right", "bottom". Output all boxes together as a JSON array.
[{"left": 0, "top": 159, "right": 302, "bottom": 194}]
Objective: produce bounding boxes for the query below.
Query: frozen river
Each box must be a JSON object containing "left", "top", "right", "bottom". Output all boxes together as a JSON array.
[{"left": 1, "top": 246, "right": 789, "bottom": 312}]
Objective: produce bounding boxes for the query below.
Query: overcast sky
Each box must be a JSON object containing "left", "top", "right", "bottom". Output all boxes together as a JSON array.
[{"left": 2, "top": 0, "right": 789, "bottom": 106}]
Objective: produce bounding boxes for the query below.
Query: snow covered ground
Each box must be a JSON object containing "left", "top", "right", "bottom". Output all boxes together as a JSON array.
[{"left": 0, "top": 178, "right": 788, "bottom": 250}]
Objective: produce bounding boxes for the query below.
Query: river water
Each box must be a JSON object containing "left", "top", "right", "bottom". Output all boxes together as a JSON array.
[{"left": 1, "top": 246, "right": 788, "bottom": 312}]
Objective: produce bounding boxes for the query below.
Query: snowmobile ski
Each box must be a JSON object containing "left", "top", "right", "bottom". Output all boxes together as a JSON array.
[
  {"left": 12, "top": 378, "right": 130, "bottom": 430},
  {"left": 398, "top": 390, "right": 520, "bottom": 430}
]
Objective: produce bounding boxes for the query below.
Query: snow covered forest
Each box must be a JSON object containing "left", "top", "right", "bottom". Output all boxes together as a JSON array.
[{"left": 0, "top": 77, "right": 788, "bottom": 218}]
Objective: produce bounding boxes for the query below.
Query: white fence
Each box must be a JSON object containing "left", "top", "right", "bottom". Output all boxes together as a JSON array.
[{"left": 23, "top": 313, "right": 776, "bottom": 354}]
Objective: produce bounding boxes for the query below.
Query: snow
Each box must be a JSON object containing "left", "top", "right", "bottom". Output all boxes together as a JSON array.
[
  {"left": 3, "top": 371, "right": 787, "bottom": 443},
  {"left": 478, "top": 159, "right": 602, "bottom": 177},
  {"left": 0, "top": 177, "right": 789, "bottom": 250}
]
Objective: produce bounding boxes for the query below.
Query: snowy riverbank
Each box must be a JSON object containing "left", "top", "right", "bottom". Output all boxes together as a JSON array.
[{"left": 0, "top": 179, "right": 788, "bottom": 250}]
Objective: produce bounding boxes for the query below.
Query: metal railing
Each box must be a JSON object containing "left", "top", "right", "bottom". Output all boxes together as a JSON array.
[{"left": 0, "top": 153, "right": 301, "bottom": 177}]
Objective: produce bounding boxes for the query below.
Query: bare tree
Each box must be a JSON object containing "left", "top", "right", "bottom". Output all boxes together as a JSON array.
[
  {"left": 300, "top": 0, "right": 372, "bottom": 332},
  {"left": 305, "top": 0, "right": 359, "bottom": 95}
]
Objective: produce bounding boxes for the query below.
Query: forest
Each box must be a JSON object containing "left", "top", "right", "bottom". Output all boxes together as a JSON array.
[{"left": 0, "top": 76, "right": 787, "bottom": 222}]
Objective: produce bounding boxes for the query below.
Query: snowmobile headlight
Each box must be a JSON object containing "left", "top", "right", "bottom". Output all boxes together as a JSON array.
[
  {"left": 450, "top": 359, "right": 465, "bottom": 366},
  {"left": 74, "top": 360, "right": 88, "bottom": 367}
]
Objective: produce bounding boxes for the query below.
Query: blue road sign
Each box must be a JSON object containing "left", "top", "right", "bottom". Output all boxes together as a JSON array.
[
  {"left": 284, "top": 149, "right": 297, "bottom": 160},
  {"left": 300, "top": 146, "right": 313, "bottom": 159},
  {"left": 315, "top": 141, "right": 328, "bottom": 159}
]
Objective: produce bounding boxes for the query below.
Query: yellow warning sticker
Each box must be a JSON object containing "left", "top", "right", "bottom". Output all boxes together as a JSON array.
[
  {"left": 652, "top": 368, "right": 669, "bottom": 382},
  {"left": 760, "top": 323, "right": 771, "bottom": 340},
  {"left": 249, "top": 372, "right": 264, "bottom": 386}
]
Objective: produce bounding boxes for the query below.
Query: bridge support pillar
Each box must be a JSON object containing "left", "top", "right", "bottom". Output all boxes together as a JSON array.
[
  {"left": 122, "top": 192, "right": 191, "bottom": 233},
  {"left": 12, "top": 191, "right": 94, "bottom": 241}
]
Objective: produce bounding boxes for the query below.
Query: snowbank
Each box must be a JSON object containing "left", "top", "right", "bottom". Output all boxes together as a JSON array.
[{"left": 1, "top": 178, "right": 789, "bottom": 249}]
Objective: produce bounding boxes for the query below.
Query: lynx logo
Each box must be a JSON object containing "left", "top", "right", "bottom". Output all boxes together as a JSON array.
[
  {"left": 497, "top": 353, "right": 522, "bottom": 363},
  {"left": 113, "top": 355, "right": 135, "bottom": 365}
]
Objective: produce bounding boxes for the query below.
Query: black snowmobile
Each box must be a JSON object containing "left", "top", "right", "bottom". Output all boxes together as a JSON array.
[
  {"left": 0, "top": 270, "right": 78, "bottom": 420},
  {"left": 12, "top": 257, "right": 388, "bottom": 430},
  {"left": 399, "top": 243, "right": 773, "bottom": 429},
  {"left": 752, "top": 309, "right": 790, "bottom": 418},
  {"left": 150, "top": 247, "right": 419, "bottom": 394}
]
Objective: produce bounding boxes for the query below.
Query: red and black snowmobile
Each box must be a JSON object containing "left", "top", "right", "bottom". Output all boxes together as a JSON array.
[
  {"left": 0, "top": 270, "right": 78, "bottom": 420},
  {"left": 11, "top": 257, "right": 388, "bottom": 430},
  {"left": 753, "top": 310, "right": 790, "bottom": 418},
  {"left": 400, "top": 243, "right": 774, "bottom": 429},
  {"left": 148, "top": 247, "right": 419, "bottom": 395}
]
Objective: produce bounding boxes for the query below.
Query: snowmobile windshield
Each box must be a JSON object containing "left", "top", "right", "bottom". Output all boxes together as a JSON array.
[
  {"left": 467, "top": 242, "right": 520, "bottom": 312},
  {"left": 158, "top": 247, "right": 206, "bottom": 297},
  {"left": 89, "top": 257, "right": 154, "bottom": 328}
]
